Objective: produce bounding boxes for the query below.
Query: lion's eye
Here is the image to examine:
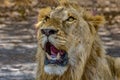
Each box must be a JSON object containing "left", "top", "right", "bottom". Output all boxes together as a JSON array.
[
  {"left": 43, "top": 16, "right": 49, "bottom": 22},
  {"left": 66, "top": 16, "right": 76, "bottom": 22}
]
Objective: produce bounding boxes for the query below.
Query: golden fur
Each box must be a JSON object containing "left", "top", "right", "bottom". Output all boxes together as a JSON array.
[{"left": 35, "top": 0, "right": 120, "bottom": 80}]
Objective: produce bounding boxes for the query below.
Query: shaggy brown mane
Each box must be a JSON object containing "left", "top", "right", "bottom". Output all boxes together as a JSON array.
[{"left": 35, "top": 0, "right": 120, "bottom": 80}]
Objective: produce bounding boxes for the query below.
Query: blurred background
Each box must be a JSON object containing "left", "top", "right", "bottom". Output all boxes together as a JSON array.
[{"left": 0, "top": 0, "right": 119, "bottom": 80}]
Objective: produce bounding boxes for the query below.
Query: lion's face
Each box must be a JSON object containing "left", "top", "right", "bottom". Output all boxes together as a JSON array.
[{"left": 36, "top": 4, "right": 104, "bottom": 76}]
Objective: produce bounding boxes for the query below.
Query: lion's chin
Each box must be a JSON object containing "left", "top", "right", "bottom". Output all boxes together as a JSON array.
[{"left": 44, "top": 65, "right": 68, "bottom": 75}]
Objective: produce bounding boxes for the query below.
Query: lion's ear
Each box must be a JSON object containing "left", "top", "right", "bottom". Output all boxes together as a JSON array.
[
  {"left": 89, "top": 15, "right": 105, "bottom": 29},
  {"left": 35, "top": 7, "right": 51, "bottom": 29},
  {"left": 38, "top": 7, "right": 51, "bottom": 21},
  {"left": 83, "top": 12, "right": 105, "bottom": 30}
]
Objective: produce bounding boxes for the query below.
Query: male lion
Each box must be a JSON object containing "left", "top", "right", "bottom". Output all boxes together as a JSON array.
[{"left": 35, "top": 0, "right": 120, "bottom": 80}]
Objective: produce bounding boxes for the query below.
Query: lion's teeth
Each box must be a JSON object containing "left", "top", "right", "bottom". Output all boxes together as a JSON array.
[
  {"left": 46, "top": 52, "right": 60, "bottom": 60},
  {"left": 51, "top": 50, "right": 54, "bottom": 54},
  {"left": 56, "top": 53, "right": 60, "bottom": 60},
  {"left": 46, "top": 53, "right": 52, "bottom": 60}
]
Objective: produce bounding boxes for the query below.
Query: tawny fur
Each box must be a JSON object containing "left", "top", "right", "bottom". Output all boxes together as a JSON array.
[{"left": 35, "top": 0, "right": 120, "bottom": 80}]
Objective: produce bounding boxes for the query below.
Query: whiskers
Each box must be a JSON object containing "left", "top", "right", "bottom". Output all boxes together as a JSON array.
[
  {"left": 37, "top": 34, "right": 67, "bottom": 50},
  {"left": 49, "top": 35, "right": 67, "bottom": 45},
  {"left": 38, "top": 35, "right": 48, "bottom": 48}
]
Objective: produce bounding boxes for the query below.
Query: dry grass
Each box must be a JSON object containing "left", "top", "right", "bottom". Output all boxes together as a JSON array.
[
  {"left": 37, "top": 0, "right": 59, "bottom": 7},
  {"left": 0, "top": 0, "right": 12, "bottom": 7},
  {"left": 14, "top": 0, "right": 32, "bottom": 7}
]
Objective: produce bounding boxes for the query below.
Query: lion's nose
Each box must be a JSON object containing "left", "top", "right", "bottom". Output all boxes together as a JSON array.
[{"left": 41, "top": 29, "right": 58, "bottom": 36}]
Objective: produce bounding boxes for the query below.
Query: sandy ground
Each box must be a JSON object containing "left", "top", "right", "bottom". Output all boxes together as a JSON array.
[{"left": 0, "top": 18, "right": 37, "bottom": 80}]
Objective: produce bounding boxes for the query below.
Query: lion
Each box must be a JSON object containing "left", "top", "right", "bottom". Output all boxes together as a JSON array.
[{"left": 35, "top": 0, "right": 120, "bottom": 80}]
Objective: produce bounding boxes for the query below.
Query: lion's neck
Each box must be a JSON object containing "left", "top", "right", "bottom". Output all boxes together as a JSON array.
[
  {"left": 40, "top": 66, "right": 94, "bottom": 80},
  {"left": 81, "top": 36, "right": 112, "bottom": 80},
  {"left": 37, "top": 36, "right": 106, "bottom": 80}
]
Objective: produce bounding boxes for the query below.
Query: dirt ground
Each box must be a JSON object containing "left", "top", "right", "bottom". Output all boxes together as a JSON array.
[
  {"left": 0, "top": 18, "right": 37, "bottom": 80},
  {"left": 0, "top": 0, "right": 120, "bottom": 80}
]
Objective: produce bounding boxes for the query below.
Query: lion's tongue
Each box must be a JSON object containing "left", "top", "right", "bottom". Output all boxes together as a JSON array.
[
  {"left": 50, "top": 45, "right": 59, "bottom": 55},
  {"left": 45, "top": 42, "right": 65, "bottom": 57}
]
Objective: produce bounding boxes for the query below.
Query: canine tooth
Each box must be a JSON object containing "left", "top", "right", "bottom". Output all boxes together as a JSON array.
[
  {"left": 46, "top": 53, "right": 52, "bottom": 59},
  {"left": 51, "top": 50, "right": 54, "bottom": 54},
  {"left": 57, "top": 53, "right": 60, "bottom": 60}
]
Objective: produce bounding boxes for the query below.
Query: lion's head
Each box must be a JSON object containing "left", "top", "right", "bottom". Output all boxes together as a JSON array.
[{"left": 36, "top": 0, "right": 104, "bottom": 77}]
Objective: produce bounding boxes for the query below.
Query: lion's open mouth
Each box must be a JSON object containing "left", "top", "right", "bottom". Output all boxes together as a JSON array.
[{"left": 44, "top": 42, "right": 68, "bottom": 66}]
